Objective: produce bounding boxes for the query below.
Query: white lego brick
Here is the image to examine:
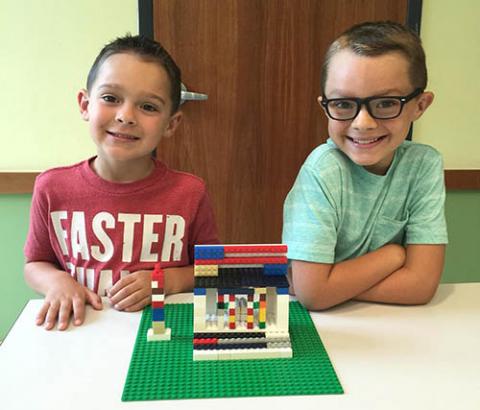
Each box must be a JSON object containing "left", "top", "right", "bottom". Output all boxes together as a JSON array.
[
  {"left": 147, "top": 327, "right": 171, "bottom": 342},
  {"left": 151, "top": 280, "right": 158, "bottom": 288},
  {"left": 275, "top": 295, "right": 290, "bottom": 330},
  {"left": 193, "top": 350, "right": 218, "bottom": 361},
  {"left": 190, "top": 346, "right": 293, "bottom": 361},
  {"left": 152, "top": 294, "right": 165, "bottom": 302}
]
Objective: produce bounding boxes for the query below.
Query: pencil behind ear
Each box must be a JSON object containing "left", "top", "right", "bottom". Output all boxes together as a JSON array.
[{"left": 77, "top": 89, "right": 90, "bottom": 121}]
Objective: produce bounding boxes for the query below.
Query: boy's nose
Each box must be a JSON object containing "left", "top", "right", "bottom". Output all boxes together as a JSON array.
[
  {"left": 351, "top": 106, "right": 377, "bottom": 130},
  {"left": 115, "top": 106, "right": 136, "bottom": 125}
]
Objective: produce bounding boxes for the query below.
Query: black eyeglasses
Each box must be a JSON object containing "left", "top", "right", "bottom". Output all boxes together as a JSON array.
[{"left": 320, "top": 88, "right": 424, "bottom": 121}]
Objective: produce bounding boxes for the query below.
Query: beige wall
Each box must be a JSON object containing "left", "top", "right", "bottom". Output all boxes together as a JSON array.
[
  {"left": 415, "top": 0, "right": 480, "bottom": 169},
  {"left": 0, "top": 0, "right": 138, "bottom": 171}
]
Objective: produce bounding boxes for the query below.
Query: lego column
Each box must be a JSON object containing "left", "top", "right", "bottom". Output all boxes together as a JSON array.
[{"left": 147, "top": 264, "right": 171, "bottom": 342}]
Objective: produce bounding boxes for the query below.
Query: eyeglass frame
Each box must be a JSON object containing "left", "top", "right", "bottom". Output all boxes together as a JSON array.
[{"left": 320, "top": 88, "right": 424, "bottom": 121}]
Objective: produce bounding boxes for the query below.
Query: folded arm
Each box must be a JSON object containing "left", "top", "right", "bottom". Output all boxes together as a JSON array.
[
  {"left": 354, "top": 244, "right": 445, "bottom": 304},
  {"left": 291, "top": 243, "right": 406, "bottom": 310}
]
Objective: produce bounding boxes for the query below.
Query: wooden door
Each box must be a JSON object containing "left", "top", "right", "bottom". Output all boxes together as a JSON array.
[{"left": 153, "top": 0, "right": 408, "bottom": 243}]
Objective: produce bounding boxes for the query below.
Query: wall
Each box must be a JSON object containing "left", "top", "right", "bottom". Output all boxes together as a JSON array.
[
  {"left": 0, "top": 0, "right": 137, "bottom": 171},
  {"left": 0, "top": 0, "right": 137, "bottom": 340},
  {"left": 415, "top": 0, "right": 480, "bottom": 169},
  {"left": 1, "top": 0, "right": 479, "bottom": 341}
]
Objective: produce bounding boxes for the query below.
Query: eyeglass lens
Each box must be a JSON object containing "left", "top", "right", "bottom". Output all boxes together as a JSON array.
[{"left": 327, "top": 97, "right": 402, "bottom": 120}]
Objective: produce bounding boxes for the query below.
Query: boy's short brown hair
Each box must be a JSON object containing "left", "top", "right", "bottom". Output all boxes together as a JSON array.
[
  {"left": 321, "top": 21, "right": 427, "bottom": 92},
  {"left": 87, "top": 34, "right": 182, "bottom": 113}
]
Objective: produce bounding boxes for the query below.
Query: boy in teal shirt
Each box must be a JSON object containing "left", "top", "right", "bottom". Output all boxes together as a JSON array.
[{"left": 283, "top": 21, "right": 447, "bottom": 310}]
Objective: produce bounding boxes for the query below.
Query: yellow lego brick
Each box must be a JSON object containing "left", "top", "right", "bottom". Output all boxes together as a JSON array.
[
  {"left": 152, "top": 322, "right": 166, "bottom": 333},
  {"left": 194, "top": 265, "right": 219, "bottom": 277}
]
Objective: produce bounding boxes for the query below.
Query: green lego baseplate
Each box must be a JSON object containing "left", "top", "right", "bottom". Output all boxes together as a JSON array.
[{"left": 122, "top": 302, "right": 343, "bottom": 401}]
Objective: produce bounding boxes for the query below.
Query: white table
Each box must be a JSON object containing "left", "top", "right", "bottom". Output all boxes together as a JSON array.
[{"left": 1, "top": 283, "right": 479, "bottom": 410}]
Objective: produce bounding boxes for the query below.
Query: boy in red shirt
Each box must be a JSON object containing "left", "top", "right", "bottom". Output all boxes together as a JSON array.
[{"left": 24, "top": 35, "right": 218, "bottom": 330}]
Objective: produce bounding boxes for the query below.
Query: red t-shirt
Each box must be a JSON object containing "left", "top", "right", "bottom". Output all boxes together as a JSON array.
[{"left": 24, "top": 157, "right": 219, "bottom": 294}]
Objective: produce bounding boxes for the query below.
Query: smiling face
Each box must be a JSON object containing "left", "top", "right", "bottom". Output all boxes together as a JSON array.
[
  {"left": 78, "top": 52, "right": 181, "bottom": 180},
  {"left": 321, "top": 49, "right": 433, "bottom": 175}
]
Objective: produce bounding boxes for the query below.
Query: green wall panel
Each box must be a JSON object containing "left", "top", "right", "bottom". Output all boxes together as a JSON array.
[{"left": 0, "top": 195, "right": 38, "bottom": 341}]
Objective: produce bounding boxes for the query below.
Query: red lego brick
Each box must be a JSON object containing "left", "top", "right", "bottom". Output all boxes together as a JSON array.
[
  {"left": 195, "top": 256, "right": 288, "bottom": 265},
  {"left": 223, "top": 245, "right": 287, "bottom": 254},
  {"left": 193, "top": 338, "right": 218, "bottom": 345},
  {"left": 152, "top": 263, "right": 164, "bottom": 286},
  {"left": 152, "top": 301, "right": 164, "bottom": 309}
]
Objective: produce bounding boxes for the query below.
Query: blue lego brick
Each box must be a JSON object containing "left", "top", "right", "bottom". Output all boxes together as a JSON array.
[
  {"left": 194, "top": 245, "right": 225, "bottom": 260},
  {"left": 193, "top": 287, "right": 207, "bottom": 295},
  {"left": 152, "top": 308, "right": 165, "bottom": 322},
  {"left": 264, "top": 264, "right": 288, "bottom": 276},
  {"left": 277, "top": 287, "right": 289, "bottom": 295}
]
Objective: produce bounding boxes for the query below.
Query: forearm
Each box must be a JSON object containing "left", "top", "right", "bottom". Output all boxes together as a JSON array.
[
  {"left": 293, "top": 244, "right": 405, "bottom": 310},
  {"left": 355, "top": 244, "right": 445, "bottom": 305},
  {"left": 24, "top": 261, "right": 74, "bottom": 296},
  {"left": 163, "top": 265, "right": 194, "bottom": 295}
]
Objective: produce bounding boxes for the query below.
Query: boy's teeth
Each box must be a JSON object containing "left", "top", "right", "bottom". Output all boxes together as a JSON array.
[{"left": 353, "top": 137, "right": 380, "bottom": 144}]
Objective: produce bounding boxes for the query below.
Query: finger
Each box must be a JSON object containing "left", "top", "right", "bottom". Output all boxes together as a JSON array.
[
  {"left": 85, "top": 289, "right": 103, "bottom": 310},
  {"left": 110, "top": 280, "right": 142, "bottom": 306},
  {"left": 36, "top": 302, "right": 50, "bottom": 326},
  {"left": 124, "top": 295, "right": 151, "bottom": 312},
  {"left": 44, "top": 301, "right": 60, "bottom": 330},
  {"left": 108, "top": 275, "right": 135, "bottom": 297},
  {"left": 72, "top": 298, "right": 86, "bottom": 326},
  {"left": 57, "top": 299, "right": 73, "bottom": 331},
  {"left": 113, "top": 286, "right": 148, "bottom": 311}
]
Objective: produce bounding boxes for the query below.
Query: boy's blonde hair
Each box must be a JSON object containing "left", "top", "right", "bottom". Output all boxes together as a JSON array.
[{"left": 321, "top": 21, "right": 427, "bottom": 92}]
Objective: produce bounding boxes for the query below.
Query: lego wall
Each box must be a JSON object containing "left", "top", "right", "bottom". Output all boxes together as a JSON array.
[{"left": 1, "top": 1, "right": 479, "bottom": 342}]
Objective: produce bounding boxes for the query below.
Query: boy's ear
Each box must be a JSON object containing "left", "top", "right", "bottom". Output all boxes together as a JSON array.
[
  {"left": 163, "top": 111, "right": 183, "bottom": 138},
  {"left": 317, "top": 96, "right": 327, "bottom": 114},
  {"left": 77, "top": 89, "right": 90, "bottom": 121},
  {"left": 413, "top": 91, "right": 434, "bottom": 120}
]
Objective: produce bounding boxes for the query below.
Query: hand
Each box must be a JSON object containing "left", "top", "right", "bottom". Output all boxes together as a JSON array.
[
  {"left": 108, "top": 270, "right": 151, "bottom": 312},
  {"left": 36, "top": 275, "right": 103, "bottom": 331}
]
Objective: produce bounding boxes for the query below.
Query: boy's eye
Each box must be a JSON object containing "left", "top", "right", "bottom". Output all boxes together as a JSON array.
[
  {"left": 331, "top": 100, "right": 356, "bottom": 110},
  {"left": 374, "top": 98, "right": 399, "bottom": 109},
  {"left": 101, "top": 95, "right": 118, "bottom": 103},
  {"left": 141, "top": 103, "right": 159, "bottom": 112}
]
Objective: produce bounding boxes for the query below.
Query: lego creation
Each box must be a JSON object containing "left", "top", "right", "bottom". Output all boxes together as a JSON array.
[
  {"left": 193, "top": 244, "right": 291, "bottom": 360},
  {"left": 122, "top": 302, "right": 343, "bottom": 401},
  {"left": 147, "top": 264, "right": 171, "bottom": 342}
]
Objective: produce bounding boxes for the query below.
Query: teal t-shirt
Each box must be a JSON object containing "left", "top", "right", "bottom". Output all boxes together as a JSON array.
[{"left": 282, "top": 139, "right": 448, "bottom": 264}]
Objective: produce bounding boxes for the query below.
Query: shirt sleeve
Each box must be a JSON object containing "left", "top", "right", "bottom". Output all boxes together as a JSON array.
[
  {"left": 282, "top": 162, "right": 340, "bottom": 263},
  {"left": 24, "top": 175, "right": 58, "bottom": 263},
  {"left": 405, "top": 150, "right": 448, "bottom": 244},
  {"left": 188, "top": 188, "right": 220, "bottom": 263}
]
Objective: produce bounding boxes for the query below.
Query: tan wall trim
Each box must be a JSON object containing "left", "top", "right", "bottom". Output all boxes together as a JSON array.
[
  {"left": 0, "top": 173, "right": 39, "bottom": 194},
  {"left": 445, "top": 170, "right": 480, "bottom": 190},
  {"left": 0, "top": 170, "right": 479, "bottom": 194}
]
